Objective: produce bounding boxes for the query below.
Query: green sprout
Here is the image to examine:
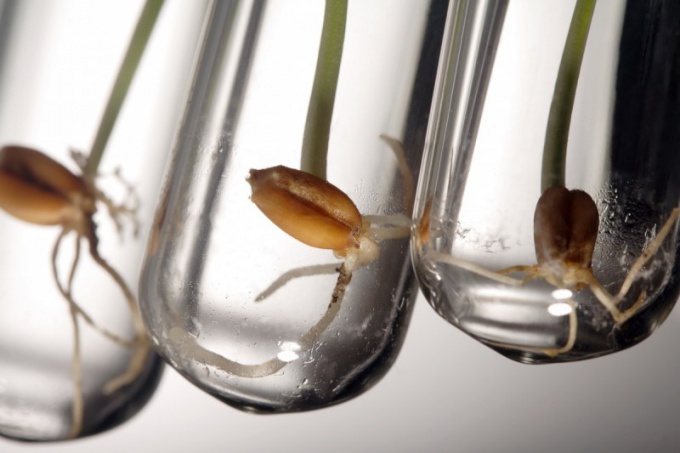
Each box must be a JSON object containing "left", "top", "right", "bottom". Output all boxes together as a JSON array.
[
  {"left": 300, "top": 0, "right": 348, "bottom": 180},
  {"left": 541, "top": 0, "right": 596, "bottom": 191},
  {"left": 86, "top": 0, "right": 164, "bottom": 176}
]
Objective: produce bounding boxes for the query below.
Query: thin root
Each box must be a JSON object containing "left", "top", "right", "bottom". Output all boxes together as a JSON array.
[
  {"left": 298, "top": 264, "right": 351, "bottom": 349},
  {"left": 616, "top": 207, "right": 680, "bottom": 302},
  {"left": 50, "top": 224, "right": 149, "bottom": 437},
  {"left": 255, "top": 263, "right": 340, "bottom": 301},
  {"left": 87, "top": 238, "right": 150, "bottom": 394},
  {"left": 430, "top": 252, "right": 525, "bottom": 287},
  {"left": 379, "top": 134, "right": 415, "bottom": 214},
  {"left": 52, "top": 232, "right": 139, "bottom": 346},
  {"left": 66, "top": 297, "right": 84, "bottom": 439},
  {"left": 96, "top": 183, "right": 140, "bottom": 239},
  {"left": 51, "top": 230, "right": 85, "bottom": 438},
  {"left": 103, "top": 341, "right": 151, "bottom": 395}
]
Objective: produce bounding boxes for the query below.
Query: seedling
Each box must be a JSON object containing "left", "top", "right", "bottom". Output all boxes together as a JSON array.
[
  {"left": 431, "top": 186, "right": 680, "bottom": 356},
  {"left": 417, "top": 0, "right": 680, "bottom": 357},
  {"left": 0, "top": 145, "right": 150, "bottom": 438},
  {"left": 242, "top": 1, "right": 415, "bottom": 364},
  {"left": 0, "top": 0, "right": 165, "bottom": 439},
  {"left": 247, "top": 135, "right": 413, "bottom": 349}
]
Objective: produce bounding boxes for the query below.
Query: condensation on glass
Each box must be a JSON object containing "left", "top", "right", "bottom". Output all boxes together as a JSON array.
[
  {"left": 413, "top": 0, "right": 680, "bottom": 364},
  {"left": 139, "top": 0, "right": 446, "bottom": 413},
  {"left": 0, "top": 0, "right": 207, "bottom": 441}
]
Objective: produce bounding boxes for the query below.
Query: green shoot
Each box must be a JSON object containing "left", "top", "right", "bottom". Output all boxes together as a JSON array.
[
  {"left": 86, "top": 0, "right": 165, "bottom": 176},
  {"left": 541, "top": 0, "right": 596, "bottom": 191},
  {"left": 300, "top": 0, "right": 348, "bottom": 180}
]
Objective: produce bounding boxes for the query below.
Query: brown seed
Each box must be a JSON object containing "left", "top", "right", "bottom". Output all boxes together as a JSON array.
[
  {"left": 248, "top": 166, "right": 362, "bottom": 252},
  {"left": 533, "top": 185, "right": 599, "bottom": 269},
  {"left": 0, "top": 146, "right": 84, "bottom": 226}
]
